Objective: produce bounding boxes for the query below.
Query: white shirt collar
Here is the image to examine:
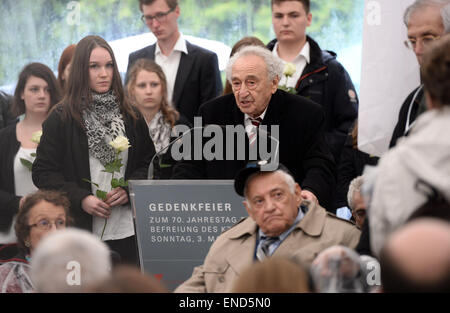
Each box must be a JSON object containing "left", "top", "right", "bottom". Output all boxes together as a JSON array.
[
  {"left": 244, "top": 106, "right": 268, "bottom": 123},
  {"left": 155, "top": 33, "right": 188, "bottom": 56},
  {"left": 273, "top": 41, "right": 310, "bottom": 64}
]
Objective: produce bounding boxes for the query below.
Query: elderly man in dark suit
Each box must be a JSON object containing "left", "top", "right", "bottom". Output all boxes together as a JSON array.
[
  {"left": 172, "top": 45, "right": 336, "bottom": 210},
  {"left": 126, "top": 0, "right": 222, "bottom": 124}
]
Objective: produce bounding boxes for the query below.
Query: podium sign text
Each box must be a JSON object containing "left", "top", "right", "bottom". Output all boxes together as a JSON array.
[{"left": 129, "top": 180, "right": 247, "bottom": 291}]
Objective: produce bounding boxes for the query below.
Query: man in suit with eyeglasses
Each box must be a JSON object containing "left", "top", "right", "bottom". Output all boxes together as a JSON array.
[
  {"left": 126, "top": 0, "right": 222, "bottom": 124},
  {"left": 389, "top": 0, "right": 450, "bottom": 147}
]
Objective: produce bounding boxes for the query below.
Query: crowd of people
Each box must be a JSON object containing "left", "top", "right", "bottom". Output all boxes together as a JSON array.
[{"left": 0, "top": 0, "right": 449, "bottom": 293}]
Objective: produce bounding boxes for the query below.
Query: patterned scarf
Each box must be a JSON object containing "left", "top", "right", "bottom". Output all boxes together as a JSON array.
[
  {"left": 148, "top": 110, "right": 171, "bottom": 154},
  {"left": 83, "top": 90, "right": 125, "bottom": 166}
]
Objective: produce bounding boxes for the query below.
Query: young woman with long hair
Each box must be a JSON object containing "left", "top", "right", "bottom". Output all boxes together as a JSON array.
[
  {"left": 126, "top": 59, "right": 190, "bottom": 179},
  {"left": 32, "top": 35, "right": 155, "bottom": 265},
  {"left": 0, "top": 63, "right": 61, "bottom": 258}
]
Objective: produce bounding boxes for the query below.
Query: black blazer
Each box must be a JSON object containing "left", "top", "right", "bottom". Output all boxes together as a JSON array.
[
  {"left": 126, "top": 40, "right": 223, "bottom": 124},
  {"left": 389, "top": 85, "right": 424, "bottom": 148},
  {"left": 32, "top": 106, "right": 156, "bottom": 231},
  {"left": 172, "top": 90, "right": 336, "bottom": 210},
  {"left": 334, "top": 133, "right": 379, "bottom": 210},
  {"left": 152, "top": 113, "right": 192, "bottom": 179},
  {"left": 0, "top": 123, "right": 21, "bottom": 232}
]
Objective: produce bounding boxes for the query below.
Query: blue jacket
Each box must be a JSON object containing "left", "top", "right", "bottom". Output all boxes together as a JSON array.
[{"left": 268, "top": 36, "right": 358, "bottom": 164}]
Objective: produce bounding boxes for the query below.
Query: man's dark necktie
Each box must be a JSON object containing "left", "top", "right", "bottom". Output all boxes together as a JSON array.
[{"left": 256, "top": 236, "right": 279, "bottom": 261}]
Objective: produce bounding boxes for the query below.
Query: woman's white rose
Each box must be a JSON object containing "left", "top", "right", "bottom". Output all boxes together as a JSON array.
[
  {"left": 31, "top": 130, "right": 42, "bottom": 144},
  {"left": 109, "top": 136, "right": 131, "bottom": 152},
  {"left": 283, "top": 63, "right": 296, "bottom": 77}
]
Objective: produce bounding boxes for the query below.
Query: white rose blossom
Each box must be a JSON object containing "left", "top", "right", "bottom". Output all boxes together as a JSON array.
[
  {"left": 31, "top": 130, "right": 43, "bottom": 144},
  {"left": 109, "top": 135, "right": 131, "bottom": 153},
  {"left": 283, "top": 62, "right": 296, "bottom": 77}
]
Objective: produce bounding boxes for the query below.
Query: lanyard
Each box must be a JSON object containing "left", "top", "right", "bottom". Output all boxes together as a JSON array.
[{"left": 404, "top": 85, "right": 424, "bottom": 135}]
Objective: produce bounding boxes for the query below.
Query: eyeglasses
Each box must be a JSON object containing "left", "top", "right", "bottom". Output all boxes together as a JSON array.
[
  {"left": 404, "top": 35, "right": 441, "bottom": 50},
  {"left": 29, "top": 218, "right": 66, "bottom": 230},
  {"left": 141, "top": 7, "right": 175, "bottom": 24}
]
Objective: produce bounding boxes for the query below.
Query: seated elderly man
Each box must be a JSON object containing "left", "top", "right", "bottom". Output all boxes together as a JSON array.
[
  {"left": 175, "top": 161, "right": 360, "bottom": 293},
  {"left": 172, "top": 45, "right": 336, "bottom": 211},
  {"left": 347, "top": 175, "right": 367, "bottom": 229}
]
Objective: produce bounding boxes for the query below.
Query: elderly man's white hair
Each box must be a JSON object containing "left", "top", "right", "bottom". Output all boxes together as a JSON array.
[
  {"left": 30, "top": 228, "right": 111, "bottom": 293},
  {"left": 226, "top": 45, "right": 284, "bottom": 84},
  {"left": 347, "top": 175, "right": 364, "bottom": 211},
  {"left": 403, "top": 0, "right": 450, "bottom": 27}
]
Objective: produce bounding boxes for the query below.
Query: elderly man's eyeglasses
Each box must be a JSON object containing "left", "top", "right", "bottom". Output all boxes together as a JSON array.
[
  {"left": 404, "top": 35, "right": 441, "bottom": 50},
  {"left": 29, "top": 218, "right": 66, "bottom": 230},
  {"left": 141, "top": 7, "right": 175, "bottom": 24}
]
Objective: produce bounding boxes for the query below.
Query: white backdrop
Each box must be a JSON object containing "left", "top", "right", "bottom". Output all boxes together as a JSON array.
[{"left": 359, "top": 0, "right": 419, "bottom": 156}]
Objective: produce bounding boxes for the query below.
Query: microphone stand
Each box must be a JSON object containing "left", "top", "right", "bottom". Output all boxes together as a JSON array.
[{"left": 147, "top": 126, "right": 204, "bottom": 179}]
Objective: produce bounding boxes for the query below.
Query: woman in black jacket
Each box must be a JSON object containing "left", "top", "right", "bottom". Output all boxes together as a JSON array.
[
  {"left": 32, "top": 36, "right": 155, "bottom": 265},
  {"left": 0, "top": 63, "right": 61, "bottom": 259},
  {"left": 125, "top": 59, "right": 190, "bottom": 179}
]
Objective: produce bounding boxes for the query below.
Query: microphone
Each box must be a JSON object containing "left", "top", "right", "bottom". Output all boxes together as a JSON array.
[
  {"left": 147, "top": 125, "right": 204, "bottom": 179},
  {"left": 245, "top": 124, "right": 280, "bottom": 171}
]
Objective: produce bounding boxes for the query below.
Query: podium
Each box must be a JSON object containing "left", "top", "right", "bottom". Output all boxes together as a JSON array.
[{"left": 129, "top": 180, "right": 247, "bottom": 291}]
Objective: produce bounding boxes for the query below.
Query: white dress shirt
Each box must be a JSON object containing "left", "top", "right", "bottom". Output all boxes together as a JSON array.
[
  {"left": 244, "top": 108, "right": 268, "bottom": 139},
  {"left": 155, "top": 34, "right": 188, "bottom": 105},
  {"left": 89, "top": 131, "right": 134, "bottom": 241},
  {"left": 273, "top": 41, "right": 310, "bottom": 88}
]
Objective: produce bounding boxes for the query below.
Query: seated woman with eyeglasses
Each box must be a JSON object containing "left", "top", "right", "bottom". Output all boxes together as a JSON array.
[{"left": 0, "top": 190, "right": 72, "bottom": 293}]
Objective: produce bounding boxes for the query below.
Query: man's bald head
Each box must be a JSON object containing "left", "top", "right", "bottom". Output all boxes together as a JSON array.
[{"left": 380, "top": 218, "right": 450, "bottom": 292}]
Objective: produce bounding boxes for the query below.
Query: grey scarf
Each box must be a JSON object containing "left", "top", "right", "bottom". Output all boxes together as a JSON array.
[
  {"left": 83, "top": 90, "right": 125, "bottom": 166},
  {"left": 148, "top": 110, "right": 171, "bottom": 154}
]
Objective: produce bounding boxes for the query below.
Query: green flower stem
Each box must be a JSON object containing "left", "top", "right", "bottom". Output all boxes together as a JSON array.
[
  {"left": 100, "top": 219, "right": 107, "bottom": 240},
  {"left": 100, "top": 151, "right": 121, "bottom": 240}
]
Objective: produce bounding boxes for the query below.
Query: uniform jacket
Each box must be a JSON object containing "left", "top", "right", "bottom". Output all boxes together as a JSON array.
[
  {"left": 32, "top": 105, "right": 156, "bottom": 231},
  {"left": 0, "top": 123, "right": 21, "bottom": 233},
  {"left": 126, "top": 40, "right": 223, "bottom": 124},
  {"left": 174, "top": 201, "right": 360, "bottom": 293},
  {"left": 172, "top": 90, "right": 336, "bottom": 210},
  {"left": 268, "top": 36, "right": 358, "bottom": 164}
]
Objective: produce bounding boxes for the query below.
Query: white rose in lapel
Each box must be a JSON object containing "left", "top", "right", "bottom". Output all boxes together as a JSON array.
[
  {"left": 278, "top": 63, "right": 297, "bottom": 95},
  {"left": 31, "top": 130, "right": 43, "bottom": 144},
  {"left": 283, "top": 62, "right": 296, "bottom": 77},
  {"left": 109, "top": 135, "right": 131, "bottom": 153}
]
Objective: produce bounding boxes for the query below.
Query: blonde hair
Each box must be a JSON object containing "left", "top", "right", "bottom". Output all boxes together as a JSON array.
[{"left": 126, "top": 59, "right": 179, "bottom": 127}]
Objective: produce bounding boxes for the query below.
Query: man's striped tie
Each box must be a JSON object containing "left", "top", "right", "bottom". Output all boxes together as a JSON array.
[{"left": 249, "top": 117, "right": 262, "bottom": 146}]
